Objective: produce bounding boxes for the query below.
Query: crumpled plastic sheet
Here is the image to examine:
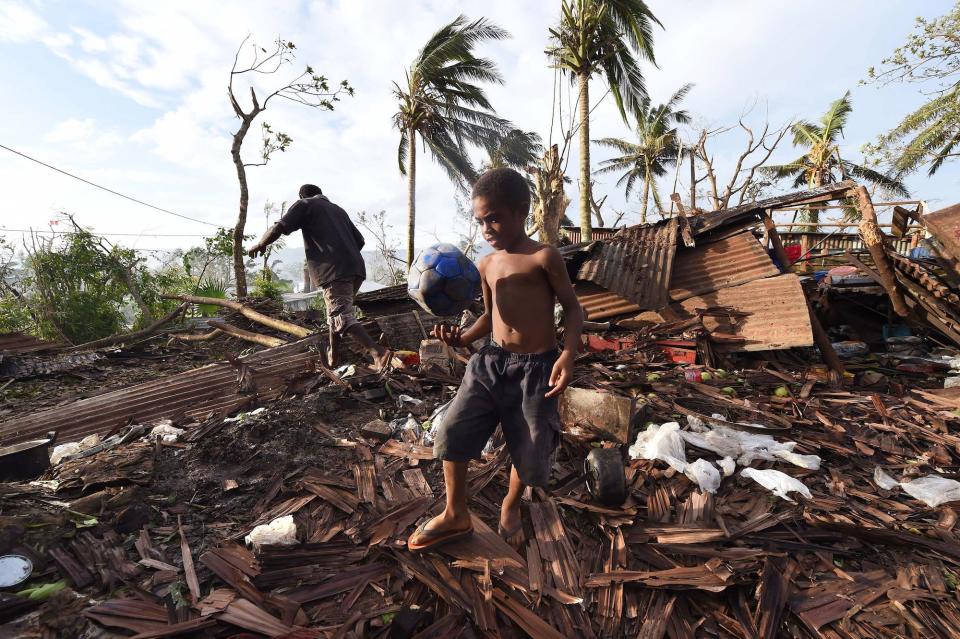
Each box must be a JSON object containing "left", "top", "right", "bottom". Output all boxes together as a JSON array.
[
  {"left": 628, "top": 422, "right": 687, "bottom": 473},
  {"left": 873, "top": 467, "right": 899, "bottom": 490},
  {"left": 684, "top": 458, "right": 720, "bottom": 494},
  {"left": 681, "top": 415, "right": 821, "bottom": 469},
  {"left": 422, "top": 400, "right": 453, "bottom": 445},
  {"left": 150, "top": 423, "right": 184, "bottom": 443},
  {"left": 871, "top": 469, "right": 960, "bottom": 507},
  {"left": 900, "top": 474, "right": 960, "bottom": 507},
  {"left": 740, "top": 467, "right": 812, "bottom": 502},
  {"left": 245, "top": 515, "right": 298, "bottom": 549},
  {"left": 50, "top": 433, "right": 103, "bottom": 464},
  {"left": 718, "top": 457, "right": 736, "bottom": 477}
]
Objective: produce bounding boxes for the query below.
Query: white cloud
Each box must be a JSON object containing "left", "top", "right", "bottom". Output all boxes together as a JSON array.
[
  {"left": 0, "top": 1, "right": 46, "bottom": 43},
  {"left": 2, "top": 0, "right": 958, "bottom": 259}
]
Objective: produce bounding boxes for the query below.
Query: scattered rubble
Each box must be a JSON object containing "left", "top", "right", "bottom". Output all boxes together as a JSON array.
[{"left": 5, "top": 183, "right": 960, "bottom": 636}]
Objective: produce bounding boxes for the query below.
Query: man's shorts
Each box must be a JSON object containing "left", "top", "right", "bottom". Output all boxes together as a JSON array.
[
  {"left": 321, "top": 276, "right": 363, "bottom": 335},
  {"left": 433, "top": 342, "right": 561, "bottom": 487}
]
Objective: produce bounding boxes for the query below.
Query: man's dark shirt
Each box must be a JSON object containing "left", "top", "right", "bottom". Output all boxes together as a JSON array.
[{"left": 277, "top": 195, "right": 366, "bottom": 287}]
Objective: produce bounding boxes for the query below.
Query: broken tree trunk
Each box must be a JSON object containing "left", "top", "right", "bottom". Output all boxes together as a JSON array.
[
  {"left": 64, "top": 303, "right": 189, "bottom": 353},
  {"left": 164, "top": 295, "right": 312, "bottom": 338},
  {"left": 856, "top": 186, "right": 909, "bottom": 317},
  {"left": 804, "top": 297, "right": 845, "bottom": 385},
  {"left": 207, "top": 319, "right": 286, "bottom": 348},
  {"left": 762, "top": 213, "right": 791, "bottom": 271}
]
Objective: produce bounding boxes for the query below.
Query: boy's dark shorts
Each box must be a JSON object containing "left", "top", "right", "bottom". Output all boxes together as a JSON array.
[{"left": 433, "top": 343, "right": 561, "bottom": 487}]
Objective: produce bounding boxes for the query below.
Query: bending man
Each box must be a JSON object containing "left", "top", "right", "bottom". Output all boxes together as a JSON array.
[{"left": 248, "top": 184, "right": 391, "bottom": 369}]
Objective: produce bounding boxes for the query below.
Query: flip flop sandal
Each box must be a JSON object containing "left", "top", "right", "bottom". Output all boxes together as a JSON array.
[{"left": 407, "top": 520, "right": 474, "bottom": 553}]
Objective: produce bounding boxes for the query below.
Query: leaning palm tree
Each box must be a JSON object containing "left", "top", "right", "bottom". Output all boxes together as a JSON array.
[
  {"left": 765, "top": 91, "right": 908, "bottom": 224},
  {"left": 546, "top": 0, "right": 661, "bottom": 242},
  {"left": 393, "top": 15, "right": 513, "bottom": 267},
  {"left": 594, "top": 84, "right": 692, "bottom": 223},
  {"left": 484, "top": 129, "right": 544, "bottom": 171}
]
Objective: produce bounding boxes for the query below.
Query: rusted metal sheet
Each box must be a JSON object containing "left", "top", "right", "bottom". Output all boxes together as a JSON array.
[
  {"left": 577, "top": 218, "right": 679, "bottom": 311},
  {"left": 777, "top": 232, "right": 914, "bottom": 257},
  {"left": 0, "top": 332, "right": 62, "bottom": 354},
  {"left": 669, "top": 231, "right": 778, "bottom": 302},
  {"left": 924, "top": 203, "right": 960, "bottom": 262},
  {"left": 574, "top": 282, "right": 641, "bottom": 320},
  {"left": 561, "top": 226, "right": 619, "bottom": 244},
  {"left": 671, "top": 274, "right": 813, "bottom": 352},
  {"left": 692, "top": 181, "right": 857, "bottom": 236},
  {"left": 0, "top": 336, "right": 321, "bottom": 446}
]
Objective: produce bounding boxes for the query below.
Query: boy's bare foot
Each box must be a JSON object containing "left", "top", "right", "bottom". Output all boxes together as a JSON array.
[
  {"left": 499, "top": 503, "right": 524, "bottom": 549},
  {"left": 407, "top": 510, "right": 473, "bottom": 552}
]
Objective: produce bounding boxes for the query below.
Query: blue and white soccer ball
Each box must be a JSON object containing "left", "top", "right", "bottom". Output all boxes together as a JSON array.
[{"left": 407, "top": 243, "right": 481, "bottom": 316}]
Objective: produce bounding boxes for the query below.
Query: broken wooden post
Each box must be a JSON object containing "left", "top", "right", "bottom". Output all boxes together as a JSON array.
[
  {"left": 206, "top": 319, "right": 286, "bottom": 347},
  {"left": 762, "top": 213, "right": 791, "bottom": 271},
  {"left": 670, "top": 193, "right": 696, "bottom": 247},
  {"left": 855, "top": 185, "right": 909, "bottom": 317},
  {"left": 805, "top": 297, "right": 845, "bottom": 386},
  {"left": 164, "top": 295, "right": 313, "bottom": 338}
]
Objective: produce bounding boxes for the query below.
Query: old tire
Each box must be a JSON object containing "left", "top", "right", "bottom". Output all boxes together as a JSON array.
[{"left": 584, "top": 447, "right": 626, "bottom": 506}]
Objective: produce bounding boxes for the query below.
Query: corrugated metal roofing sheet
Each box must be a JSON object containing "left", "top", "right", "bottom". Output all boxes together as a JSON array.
[
  {"left": 0, "top": 336, "right": 322, "bottom": 446},
  {"left": 671, "top": 274, "right": 813, "bottom": 352},
  {"left": 576, "top": 218, "right": 679, "bottom": 311},
  {"left": 669, "top": 231, "right": 779, "bottom": 302},
  {"left": 573, "top": 282, "right": 641, "bottom": 320},
  {"left": 924, "top": 202, "right": 960, "bottom": 264},
  {"left": 0, "top": 332, "right": 62, "bottom": 354},
  {"left": 692, "top": 180, "right": 857, "bottom": 236},
  {"left": 561, "top": 226, "right": 619, "bottom": 244}
]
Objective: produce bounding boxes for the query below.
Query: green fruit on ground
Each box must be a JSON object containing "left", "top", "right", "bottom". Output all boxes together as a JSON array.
[{"left": 773, "top": 386, "right": 790, "bottom": 398}]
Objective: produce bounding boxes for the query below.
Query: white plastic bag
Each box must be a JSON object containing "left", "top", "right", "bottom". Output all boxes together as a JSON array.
[
  {"left": 772, "top": 450, "right": 821, "bottom": 470},
  {"left": 718, "top": 457, "right": 736, "bottom": 477},
  {"left": 245, "top": 515, "right": 298, "bottom": 549},
  {"left": 873, "top": 467, "right": 899, "bottom": 490},
  {"left": 740, "top": 468, "right": 812, "bottom": 502},
  {"left": 900, "top": 475, "right": 960, "bottom": 507},
  {"left": 684, "top": 458, "right": 720, "bottom": 494},
  {"left": 150, "top": 424, "right": 184, "bottom": 443},
  {"left": 50, "top": 443, "right": 81, "bottom": 465},
  {"left": 79, "top": 434, "right": 101, "bottom": 448},
  {"left": 628, "top": 422, "right": 687, "bottom": 472}
]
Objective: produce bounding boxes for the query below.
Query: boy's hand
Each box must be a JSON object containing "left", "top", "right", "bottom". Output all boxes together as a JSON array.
[
  {"left": 247, "top": 243, "right": 266, "bottom": 258},
  {"left": 545, "top": 350, "right": 575, "bottom": 398},
  {"left": 432, "top": 322, "right": 464, "bottom": 348}
]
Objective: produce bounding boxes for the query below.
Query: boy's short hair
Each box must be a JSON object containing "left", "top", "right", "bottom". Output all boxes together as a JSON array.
[
  {"left": 299, "top": 184, "right": 323, "bottom": 198},
  {"left": 472, "top": 168, "right": 530, "bottom": 214}
]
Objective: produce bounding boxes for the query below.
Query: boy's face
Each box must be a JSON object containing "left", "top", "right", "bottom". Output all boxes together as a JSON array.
[{"left": 472, "top": 196, "right": 527, "bottom": 250}]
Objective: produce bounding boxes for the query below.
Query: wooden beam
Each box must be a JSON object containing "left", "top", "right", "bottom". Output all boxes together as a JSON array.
[
  {"left": 206, "top": 319, "right": 286, "bottom": 348},
  {"left": 855, "top": 186, "right": 909, "bottom": 317},
  {"left": 762, "top": 213, "right": 790, "bottom": 272},
  {"left": 164, "top": 295, "right": 313, "bottom": 338}
]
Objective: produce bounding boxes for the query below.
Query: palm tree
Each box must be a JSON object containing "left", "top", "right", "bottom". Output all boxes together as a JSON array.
[
  {"left": 594, "top": 84, "right": 692, "bottom": 223},
  {"left": 393, "top": 16, "right": 512, "bottom": 267},
  {"left": 547, "top": 0, "right": 660, "bottom": 242},
  {"left": 484, "top": 129, "right": 544, "bottom": 170},
  {"left": 765, "top": 91, "right": 908, "bottom": 224}
]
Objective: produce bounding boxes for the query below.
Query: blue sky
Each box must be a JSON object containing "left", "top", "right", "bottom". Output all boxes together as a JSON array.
[{"left": 1, "top": 0, "right": 957, "bottom": 263}]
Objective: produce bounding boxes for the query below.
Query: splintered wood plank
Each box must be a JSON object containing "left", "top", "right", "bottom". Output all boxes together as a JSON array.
[
  {"left": 647, "top": 484, "right": 672, "bottom": 523},
  {"left": 177, "top": 517, "right": 200, "bottom": 603},
  {"left": 301, "top": 480, "right": 360, "bottom": 514},
  {"left": 529, "top": 499, "right": 581, "bottom": 597},
  {"left": 636, "top": 592, "right": 675, "bottom": 639},
  {"left": 527, "top": 539, "right": 543, "bottom": 593},
  {"left": 378, "top": 439, "right": 435, "bottom": 460},
  {"left": 402, "top": 469, "right": 434, "bottom": 497},
  {"left": 491, "top": 588, "right": 566, "bottom": 639},
  {"left": 441, "top": 514, "right": 525, "bottom": 571},
  {"left": 353, "top": 462, "right": 377, "bottom": 504}
]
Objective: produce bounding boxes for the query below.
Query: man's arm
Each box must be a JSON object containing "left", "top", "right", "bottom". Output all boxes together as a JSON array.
[
  {"left": 247, "top": 224, "right": 283, "bottom": 258},
  {"left": 433, "top": 256, "right": 492, "bottom": 347},
  {"left": 248, "top": 199, "right": 305, "bottom": 257},
  {"left": 543, "top": 246, "right": 583, "bottom": 397}
]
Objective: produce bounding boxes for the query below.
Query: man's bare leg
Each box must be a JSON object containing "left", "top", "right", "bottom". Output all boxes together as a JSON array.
[
  {"left": 409, "top": 460, "right": 472, "bottom": 542},
  {"left": 345, "top": 324, "right": 391, "bottom": 369},
  {"left": 499, "top": 465, "right": 525, "bottom": 547},
  {"left": 328, "top": 323, "right": 341, "bottom": 367}
]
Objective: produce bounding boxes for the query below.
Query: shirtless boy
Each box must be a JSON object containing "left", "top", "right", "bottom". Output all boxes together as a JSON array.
[{"left": 407, "top": 167, "right": 584, "bottom": 551}]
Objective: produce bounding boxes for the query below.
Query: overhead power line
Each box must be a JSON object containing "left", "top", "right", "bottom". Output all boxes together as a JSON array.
[
  {"left": 0, "top": 143, "right": 223, "bottom": 228},
  {"left": 0, "top": 227, "right": 209, "bottom": 238}
]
